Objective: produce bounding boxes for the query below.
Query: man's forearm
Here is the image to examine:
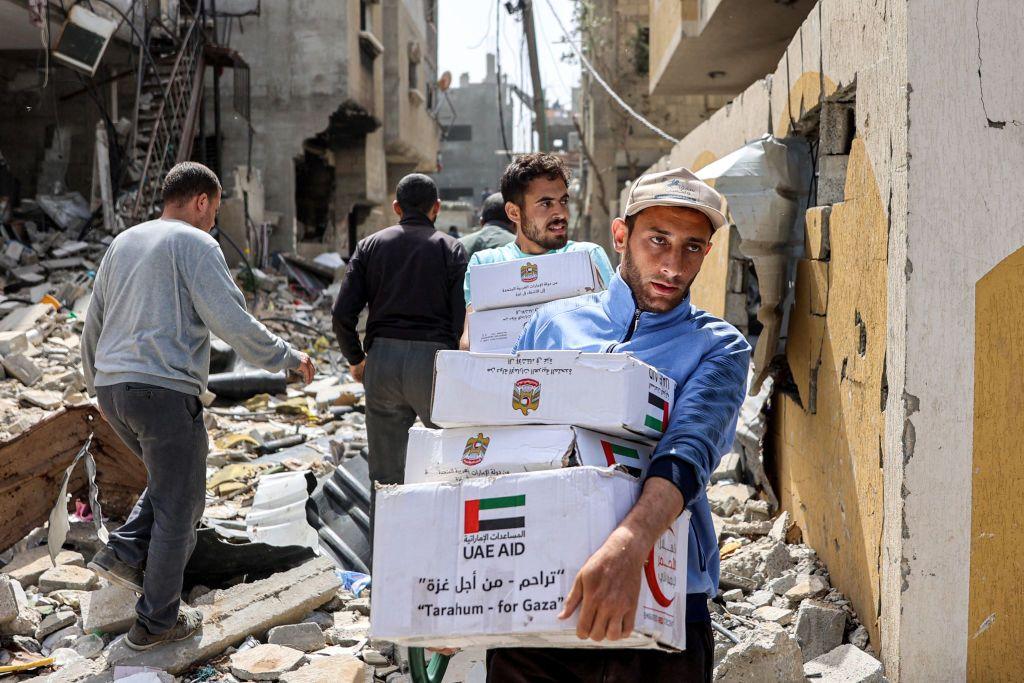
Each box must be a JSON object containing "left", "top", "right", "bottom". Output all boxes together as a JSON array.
[
  {"left": 614, "top": 477, "right": 685, "bottom": 560},
  {"left": 332, "top": 316, "right": 365, "bottom": 365}
]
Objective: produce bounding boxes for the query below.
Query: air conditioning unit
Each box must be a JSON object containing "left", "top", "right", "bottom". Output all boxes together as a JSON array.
[{"left": 52, "top": 6, "right": 119, "bottom": 77}]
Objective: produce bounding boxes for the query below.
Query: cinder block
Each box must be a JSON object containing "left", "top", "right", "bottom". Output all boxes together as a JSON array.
[
  {"left": 805, "top": 206, "right": 831, "bottom": 260},
  {"left": 819, "top": 100, "right": 855, "bottom": 156},
  {"left": 816, "top": 155, "right": 849, "bottom": 206}
]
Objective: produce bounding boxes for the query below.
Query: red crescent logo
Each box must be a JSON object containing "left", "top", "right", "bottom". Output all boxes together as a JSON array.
[{"left": 644, "top": 548, "right": 675, "bottom": 608}]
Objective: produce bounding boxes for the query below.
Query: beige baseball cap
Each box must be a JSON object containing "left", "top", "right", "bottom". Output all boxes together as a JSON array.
[{"left": 622, "top": 167, "right": 728, "bottom": 231}]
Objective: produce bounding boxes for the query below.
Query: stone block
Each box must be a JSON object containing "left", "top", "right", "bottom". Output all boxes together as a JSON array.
[
  {"left": 752, "top": 605, "right": 794, "bottom": 625},
  {"left": 5, "top": 548, "right": 85, "bottom": 587},
  {"left": 0, "top": 331, "right": 29, "bottom": 356},
  {"left": 2, "top": 353, "right": 42, "bottom": 386},
  {"left": 35, "top": 609, "right": 77, "bottom": 639},
  {"left": 805, "top": 206, "right": 831, "bottom": 260},
  {"left": 0, "top": 580, "right": 41, "bottom": 636},
  {"left": 795, "top": 601, "right": 847, "bottom": 662},
  {"left": 267, "top": 623, "right": 327, "bottom": 653},
  {"left": 0, "top": 574, "right": 19, "bottom": 623},
  {"left": 81, "top": 583, "right": 138, "bottom": 634},
  {"left": 714, "top": 622, "right": 804, "bottom": 682},
  {"left": 279, "top": 655, "right": 372, "bottom": 683},
  {"left": 803, "top": 644, "right": 885, "bottom": 682},
  {"left": 20, "top": 389, "right": 63, "bottom": 410},
  {"left": 784, "top": 574, "right": 830, "bottom": 602},
  {"left": 230, "top": 643, "right": 306, "bottom": 681},
  {"left": 760, "top": 541, "right": 794, "bottom": 580},
  {"left": 38, "top": 565, "right": 97, "bottom": 592}
]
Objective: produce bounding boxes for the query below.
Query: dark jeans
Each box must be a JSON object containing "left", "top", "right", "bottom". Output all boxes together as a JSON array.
[
  {"left": 363, "top": 338, "right": 447, "bottom": 551},
  {"left": 363, "top": 337, "right": 447, "bottom": 486},
  {"left": 486, "top": 622, "right": 714, "bottom": 683},
  {"left": 96, "top": 383, "right": 208, "bottom": 634}
]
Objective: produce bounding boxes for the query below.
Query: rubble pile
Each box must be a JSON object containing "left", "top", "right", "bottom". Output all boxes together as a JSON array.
[{"left": 706, "top": 479, "right": 884, "bottom": 681}]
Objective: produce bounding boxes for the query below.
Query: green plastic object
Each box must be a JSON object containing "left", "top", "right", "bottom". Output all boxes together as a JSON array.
[{"left": 407, "top": 648, "right": 451, "bottom": 683}]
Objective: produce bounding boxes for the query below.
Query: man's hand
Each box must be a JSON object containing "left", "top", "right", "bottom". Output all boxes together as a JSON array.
[
  {"left": 294, "top": 353, "right": 316, "bottom": 384},
  {"left": 350, "top": 359, "right": 366, "bottom": 383},
  {"left": 558, "top": 477, "right": 684, "bottom": 642},
  {"left": 559, "top": 526, "right": 646, "bottom": 641}
]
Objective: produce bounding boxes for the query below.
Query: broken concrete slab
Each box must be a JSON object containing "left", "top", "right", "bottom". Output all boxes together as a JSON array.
[
  {"left": 3, "top": 353, "right": 42, "bottom": 386},
  {"left": 41, "top": 622, "right": 83, "bottom": 651},
  {"left": 760, "top": 541, "right": 794, "bottom": 580},
  {"left": 267, "top": 622, "right": 327, "bottom": 653},
  {"left": 230, "top": 643, "right": 307, "bottom": 681},
  {"left": 795, "top": 600, "right": 847, "bottom": 662},
  {"left": 5, "top": 546, "right": 85, "bottom": 586},
  {"left": 0, "top": 574, "right": 19, "bottom": 623},
  {"left": 35, "top": 609, "right": 77, "bottom": 639},
  {"left": 0, "top": 579, "right": 41, "bottom": 636},
  {"left": 68, "top": 557, "right": 340, "bottom": 680},
  {"left": 81, "top": 583, "right": 138, "bottom": 634},
  {"left": 71, "top": 633, "right": 104, "bottom": 658},
  {"left": 803, "top": 644, "right": 886, "bottom": 682},
  {"left": 713, "top": 622, "right": 804, "bottom": 683},
  {"left": 752, "top": 605, "right": 794, "bottom": 625},
  {"left": 38, "top": 564, "right": 97, "bottom": 592},
  {"left": 0, "top": 303, "right": 52, "bottom": 333},
  {"left": 20, "top": 389, "right": 63, "bottom": 410},
  {"left": 279, "top": 654, "right": 372, "bottom": 683},
  {"left": 325, "top": 613, "right": 370, "bottom": 647},
  {"left": 0, "top": 330, "right": 29, "bottom": 355},
  {"left": 784, "top": 574, "right": 829, "bottom": 602}
]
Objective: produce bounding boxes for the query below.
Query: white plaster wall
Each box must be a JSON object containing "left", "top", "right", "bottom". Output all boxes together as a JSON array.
[{"left": 903, "top": 2, "right": 1024, "bottom": 680}]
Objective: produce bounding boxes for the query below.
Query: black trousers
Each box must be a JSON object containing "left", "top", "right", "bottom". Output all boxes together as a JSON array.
[{"left": 486, "top": 622, "right": 714, "bottom": 683}]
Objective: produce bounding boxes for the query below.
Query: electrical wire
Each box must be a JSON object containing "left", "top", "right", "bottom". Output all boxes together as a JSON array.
[
  {"left": 466, "top": 0, "right": 496, "bottom": 50},
  {"left": 495, "top": 0, "right": 512, "bottom": 160},
  {"left": 541, "top": 0, "right": 680, "bottom": 144}
]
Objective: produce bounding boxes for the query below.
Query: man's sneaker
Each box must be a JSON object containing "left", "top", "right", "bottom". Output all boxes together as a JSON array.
[
  {"left": 87, "top": 546, "right": 144, "bottom": 593},
  {"left": 124, "top": 606, "right": 203, "bottom": 651}
]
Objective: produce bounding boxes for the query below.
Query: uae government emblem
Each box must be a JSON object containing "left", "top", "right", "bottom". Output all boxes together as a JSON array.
[
  {"left": 520, "top": 261, "right": 539, "bottom": 283},
  {"left": 512, "top": 378, "right": 541, "bottom": 415},
  {"left": 462, "top": 433, "right": 490, "bottom": 466}
]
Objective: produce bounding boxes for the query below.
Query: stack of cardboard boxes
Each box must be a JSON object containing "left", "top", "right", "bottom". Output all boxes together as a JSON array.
[
  {"left": 371, "top": 253, "right": 691, "bottom": 651},
  {"left": 466, "top": 250, "right": 604, "bottom": 353}
]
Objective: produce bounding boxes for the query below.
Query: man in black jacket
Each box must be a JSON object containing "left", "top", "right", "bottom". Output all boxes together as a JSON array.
[{"left": 333, "top": 174, "right": 467, "bottom": 517}]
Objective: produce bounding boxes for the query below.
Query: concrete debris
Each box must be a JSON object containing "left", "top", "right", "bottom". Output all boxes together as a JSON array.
[
  {"left": 3, "top": 353, "right": 42, "bottom": 386},
  {"left": 752, "top": 605, "right": 794, "bottom": 625},
  {"left": 804, "top": 644, "right": 888, "bottom": 682},
  {"left": 0, "top": 579, "right": 40, "bottom": 636},
  {"left": 71, "top": 632, "right": 105, "bottom": 659},
  {"left": 795, "top": 600, "right": 848, "bottom": 662},
  {"left": 229, "top": 643, "right": 307, "bottom": 680},
  {"left": 81, "top": 583, "right": 138, "bottom": 634},
  {"left": 278, "top": 654, "right": 372, "bottom": 683},
  {"left": 37, "top": 563, "right": 98, "bottom": 592},
  {"left": 784, "top": 574, "right": 830, "bottom": 602},
  {"left": 5, "top": 546, "right": 85, "bottom": 585},
  {"left": 0, "top": 573, "right": 19, "bottom": 623},
  {"left": 714, "top": 622, "right": 804, "bottom": 682},
  {"left": 267, "top": 622, "right": 327, "bottom": 653},
  {"left": 34, "top": 608, "right": 77, "bottom": 639}
]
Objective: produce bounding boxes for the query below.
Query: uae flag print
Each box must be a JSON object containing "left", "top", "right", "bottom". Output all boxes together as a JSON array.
[
  {"left": 645, "top": 392, "right": 669, "bottom": 433},
  {"left": 600, "top": 440, "right": 643, "bottom": 477},
  {"left": 464, "top": 495, "right": 526, "bottom": 533}
]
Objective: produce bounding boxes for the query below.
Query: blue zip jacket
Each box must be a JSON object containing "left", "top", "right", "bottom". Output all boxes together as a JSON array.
[{"left": 514, "top": 272, "right": 751, "bottom": 605}]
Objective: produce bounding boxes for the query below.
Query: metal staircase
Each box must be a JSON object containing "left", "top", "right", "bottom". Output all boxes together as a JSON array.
[{"left": 126, "top": 15, "right": 205, "bottom": 225}]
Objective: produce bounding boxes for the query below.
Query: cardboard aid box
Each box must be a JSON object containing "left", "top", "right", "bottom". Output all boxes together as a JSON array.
[
  {"left": 370, "top": 467, "right": 689, "bottom": 650},
  {"left": 430, "top": 351, "right": 676, "bottom": 440},
  {"left": 404, "top": 424, "right": 654, "bottom": 484},
  {"left": 469, "top": 250, "right": 603, "bottom": 312},
  {"left": 467, "top": 304, "right": 541, "bottom": 353}
]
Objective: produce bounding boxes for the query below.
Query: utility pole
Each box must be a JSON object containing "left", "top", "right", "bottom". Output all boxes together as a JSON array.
[{"left": 520, "top": 1, "right": 548, "bottom": 151}]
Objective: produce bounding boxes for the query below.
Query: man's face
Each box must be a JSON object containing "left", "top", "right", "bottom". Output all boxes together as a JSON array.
[
  {"left": 613, "top": 205, "right": 714, "bottom": 313},
  {"left": 510, "top": 176, "right": 569, "bottom": 251}
]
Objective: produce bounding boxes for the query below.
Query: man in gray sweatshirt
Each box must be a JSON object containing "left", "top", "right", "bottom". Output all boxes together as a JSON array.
[{"left": 81, "top": 162, "right": 315, "bottom": 650}]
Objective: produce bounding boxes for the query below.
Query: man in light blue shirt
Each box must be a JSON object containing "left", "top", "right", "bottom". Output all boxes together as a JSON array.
[{"left": 460, "top": 154, "right": 614, "bottom": 347}]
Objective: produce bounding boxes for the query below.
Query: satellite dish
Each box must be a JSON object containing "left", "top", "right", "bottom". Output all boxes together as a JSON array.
[{"left": 438, "top": 71, "right": 453, "bottom": 92}]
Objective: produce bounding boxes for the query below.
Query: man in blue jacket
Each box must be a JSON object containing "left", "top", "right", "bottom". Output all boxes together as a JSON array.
[{"left": 488, "top": 168, "right": 751, "bottom": 682}]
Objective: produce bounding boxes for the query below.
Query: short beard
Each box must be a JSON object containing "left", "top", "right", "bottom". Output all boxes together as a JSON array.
[
  {"left": 620, "top": 248, "right": 691, "bottom": 313},
  {"left": 520, "top": 212, "right": 568, "bottom": 250}
]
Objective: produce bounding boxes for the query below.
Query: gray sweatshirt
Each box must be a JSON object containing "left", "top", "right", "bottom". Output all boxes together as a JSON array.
[{"left": 81, "top": 218, "right": 302, "bottom": 396}]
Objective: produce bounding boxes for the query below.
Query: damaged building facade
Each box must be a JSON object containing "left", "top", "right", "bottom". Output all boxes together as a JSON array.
[
  {"left": 217, "top": 0, "right": 442, "bottom": 259},
  {"left": 623, "top": 0, "right": 1024, "bottom": 679}
]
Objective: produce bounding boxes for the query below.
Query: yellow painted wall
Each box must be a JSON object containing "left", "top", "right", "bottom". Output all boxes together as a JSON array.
[
  {"left": 967, "top": 245, "right": 1024, "bottom": 680},
  {"left": 772, "top": 138, "right": 887, "bottom": 645},
  {"left": 688, "top": 150, "right": 731, "bottom": 319}
]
